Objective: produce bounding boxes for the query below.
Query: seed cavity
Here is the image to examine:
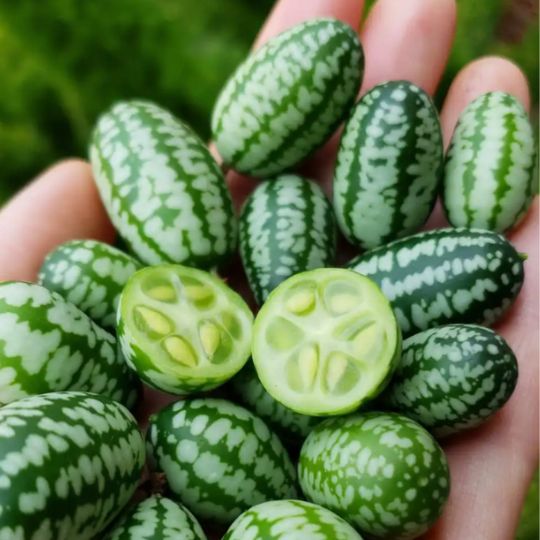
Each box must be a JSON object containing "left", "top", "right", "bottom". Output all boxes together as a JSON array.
[
  {"left": 200, "top": 322, "right": 221, "bottom": 358},
  {"left": 145, "top": 285, "right": 177, "bottom": 302},
  {"left": 265, "top": 316, "right": 305, "bottom": 352},
  {"left": 163, "top": 336, "right": 198, "bottom": 367},
  {"left": 333, "top": 315, "right": 374, "bottom": 341},
  {"left": 286, "top": 290, "right": 316, "bottom": 315},
  {"left": 324, "top": 352, "right": 361, "bottom": 396},
  {"left": 185, "top": 285, "right": 213, "bottom": 301},
  {"left": 133, "top": 306, "right": 173, "bottom": 338},
  {"left": 220, "top": 311, "right": 242, "bottom": 340},
  {"left": 354, "top": 324, "right": 386, "bottom": 364},
  {"left": 323, "top": 281, "right": 362, "bottom": 316},
  {"left": 286, "top": 344, "right": 319, "bottom": 393}
]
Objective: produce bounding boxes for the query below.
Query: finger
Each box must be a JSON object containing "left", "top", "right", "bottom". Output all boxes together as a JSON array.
[
  {"left": 302, "top": 0, "right": 457, "bottom": 193},
  {"left": 0, "top": 159, "right": 115, "bottom": 283},
  {"left": 424, "top": 56, "right": 532, "bottom": 230},
  {"left": 426, "top": 199, "right": 539, "bottom": 540}
]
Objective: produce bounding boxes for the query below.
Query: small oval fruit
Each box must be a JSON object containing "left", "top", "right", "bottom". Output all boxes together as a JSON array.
[
  {"left": 0, "top": 281, "right": 141, "bottom": 408},
  {"left": 443, "top": 92, "right": 538, "bottom": 233},
  {"left": 38, "top": 239, "right": 143, "bottom": 332},
  {"left": 347, "top": 228, "right": 525, "bottom": 337},
  {"left": 231, "top": 361, "right": 322, "bottom": 447},
  {"left": 146, "top": 397, "right": 299, "bottom": 526},
  {"left": 252, "top": 268, "right": 402, "bottom": 416},
  {"left": 240, "top": 174, "right": 336, "bottom": 305},
  {"left": 103, "top": 496, "right": 207, "bottom": 540},
  {"left": 334, "top": 80, "right": 443, "bottom": 249},
  {"left": 118, "top": 265, "right": 253, "bottom": 395},
  {"left": 223, "top": 500, "right": 365, "bottom": 540},
  {"left": 382, "top": 324, "right": 518, "bottom": 437},
  {"left": 90, "top": 100, "right": 237, "bottom": 269},
  {"left": 0, "top": 392, "right": 146, "bottom": 540},
  {"left": 212, "top": 18, "right": 364, "bottom": 178},
  {"left": 299, "top": 412, "right": 450, "bottom": 539}
]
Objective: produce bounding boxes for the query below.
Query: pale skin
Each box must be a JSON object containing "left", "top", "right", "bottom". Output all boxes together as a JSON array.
[{"left": 0, "top": 0, "right": 537, "bottom": 538}]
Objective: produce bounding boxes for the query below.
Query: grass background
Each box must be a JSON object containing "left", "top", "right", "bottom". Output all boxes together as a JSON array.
[{"left": 0, "top": 1, "right": 537, "bottom": 536}]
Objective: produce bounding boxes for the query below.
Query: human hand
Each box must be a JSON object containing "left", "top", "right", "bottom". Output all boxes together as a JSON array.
[{"left": 0, "top": 1, "right": 537, "bottom": 539}]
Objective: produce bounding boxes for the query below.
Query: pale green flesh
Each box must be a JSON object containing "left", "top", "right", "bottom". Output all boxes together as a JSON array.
[
  {"left": 252, "top": 268, "right": 401, "bottom": 416},
  {"left": 120, "top": 265, "right": 253, "bottom": 393}
]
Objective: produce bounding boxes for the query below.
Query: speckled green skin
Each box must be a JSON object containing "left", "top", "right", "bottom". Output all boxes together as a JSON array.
[
  {"left": 0, "top": 392, "right": 146, "bottom": 540},
  {"left": 443, "top": 92, "right": 538, "bottom": 234},
  {"left": 223, "top": 500, "right": 365, "bottom": 540},
  {"left": 382, "top": 324, "right": 518, "bottom": 438},
  {"left": 334, "top": 81, "right": 443, "bottom": 250},
  {"left": 146, "top": 398, "right": 299, "bottom": 526},
  {"left": 90, "top": 100, "right": 237, "bottom": 270},
  {"left": 231, "top": 361, "right": 322, "bottom": 447},
  {"left": 0, "top": 281, "right": 141, "bottom": 408},
  {"left": 212, "top": 18, "right": 364, "bottom": 178},
  {"left": 347, "top": 228, "right": 525, "bottom": 337},
  {"left": 38, "top": 239, "right": 143, "bottom": 333},
  {"left": 240, "top": 175, "right": 337, "bottom": 305},
  {"left": 299, "top": 412, "right": 450, "bottom": 540},
  {"left": 103, "top": 496, "right": 207, "bottom": 540}
]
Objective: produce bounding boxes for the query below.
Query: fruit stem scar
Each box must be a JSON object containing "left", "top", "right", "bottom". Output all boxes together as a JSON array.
[{"left": 519, "top": 252, "right": 528, "bottom": 261}]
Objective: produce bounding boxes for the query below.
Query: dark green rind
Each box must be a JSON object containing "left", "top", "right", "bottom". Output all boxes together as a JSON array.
[
  {"left": 231, "top": 361, "right": 322, "bottom": 446},
  {"left": 0, "top": 281, "right": 141, "bottom": 409},
  {"left": 103, "top": 496, "right": 207, "bottom": 540},
  {"left": 90, "top": 100, "right": 237, "bottom": 270},
  {"left": 223, "top": 500, "right": 365, "bottom": 540},
  {"left": 299, "top": 412, "right": 450, "bottom": 540},
  {"left": 334, "top": 81, "right": 443, "bottom": 250},
  {"left": 381, "top": 324, "right": 518, "bottom": 438},
  {"left": 443, "top": 92, "right": 538, "bottom": 234},
  {"left": 212, "top": 18, "right": 364, "bottom": 178},
  {"left": 146, "top": 397, "right": 299, "bottom": 526},
  {"left": 38, "top": 239, "right": 143, "bottom": 333},
  {"left": 347, "top": 228, "right": 525, "bottom": 337},
  {"left": 240, "top": 175, "right": 336, "bottom": 305},
  {"left": 0, "top": 392, "right": 145, "bottom": 540}
]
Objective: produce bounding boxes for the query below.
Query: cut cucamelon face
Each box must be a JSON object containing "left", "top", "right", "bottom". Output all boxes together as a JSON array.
[
  {"left": 0, "top": 392, "right": 146, "bottom": 540},
  {"left": 299, "top": 412, "right": 450, "bottom": 540},
  {"left": 347, "top": 228, "right": 525, "bottom": 337},
  {"left": 223, "top": 500, "right": 365, "bottom": 540},
  {"left": 146, "top": 398, "right": 299, "bottom": 526},
  {"left": 90, "top": 100, "right": 237, "bottom": 269},
  {"left": 231, "top": 361, "right": 322, "bottom": 447},
  {"left": 118, "top": 265, "right": 253, "bottom": 395},
  {"left": 38, "top": 239, "right": 143, "bottom": 333},
  {"left": 103, "top": 496, "right": 207, "bottom": 540},
  {"left": 252, "top": 268, "right": 402, "bottom": 416},
  {"left": 0, "top": 281, "right": 141, "bottom": 409},
  {"left": 443, "top": 92, "right": 538, "bottom": 233},
  {"left": 333, "top": 80, "right": 443, "bottom": 249},
  {"left": 240, "top": 174, "right": 337, "bottom": 305},
  {"left": 212, "top": 18, "right": 364, "bottom": 178},
  {"left": 382, "top": 324, "right": 518, "bottom": 437}
]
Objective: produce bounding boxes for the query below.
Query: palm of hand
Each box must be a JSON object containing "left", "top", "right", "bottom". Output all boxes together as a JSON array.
[{"left": 0, "top": 1, "right": 537, "bottom": 539}]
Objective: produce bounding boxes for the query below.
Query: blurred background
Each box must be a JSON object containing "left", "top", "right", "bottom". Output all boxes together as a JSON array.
[{"left": 0, "top": 0, "right": 537, "bottom": 536}]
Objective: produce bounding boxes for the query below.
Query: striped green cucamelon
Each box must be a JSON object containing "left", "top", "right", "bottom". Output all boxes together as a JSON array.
[
  {"left": 231, "top": 361, "right": 322, "bottom": 447},
  {"left": 0, "top": 281, "right": 141, "bottom": 408},
  {"left": 38, "top": 239, "right": 143, "bottom": 333},
  {"left": 299, "top": 412, "right": 450, "bottom": 540},
  {"left": 118, "top": 264, "right": 253, "bottom": 395},
  {"left": 382, "top": 324, "right": 518, "bottom": 437},
  {"left": 146, "top": 397, "right": 299, "bottom": 526},
  {"left": 0, "top": 391, "right": 146, "bottom": 540},
  {"left": 211, "top": 18, "right": 364, "bottom": 178},
  {"left": 347, "top": 228, "right": 525, "bottom": 337},
  {"left": 240, "top": 174, "right": 337, "bottom": 305},
  {"left": 333, "top": 80, "right": 443, "bottom": 249},
  {"left": 223, "top": 500, "right": 365, "bottom": 540},
  {"left": 443, "top": 92, "right": 538, "bottom": 233},
  {"left": 90, "top": 100, "right": 237, "bottom": 269},
  {"left": 103, "top": 496, "right": 207, "bottom": 540},
  {"left": 252, "top": 268, "right": 402, "bottom": 416}
]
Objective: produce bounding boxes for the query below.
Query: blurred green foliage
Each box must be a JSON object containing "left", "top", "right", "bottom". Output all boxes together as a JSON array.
[{"left": 0, "top": 0, "right": 537, "bottom": 537}]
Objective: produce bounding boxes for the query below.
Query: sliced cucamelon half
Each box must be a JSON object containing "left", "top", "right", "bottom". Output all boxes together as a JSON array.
[
  {"left": 252, "top": 268, "right": 401, "bottom": 416},
  {"left": 118, "top": 265, "right": 254, "bottom": 395}
]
